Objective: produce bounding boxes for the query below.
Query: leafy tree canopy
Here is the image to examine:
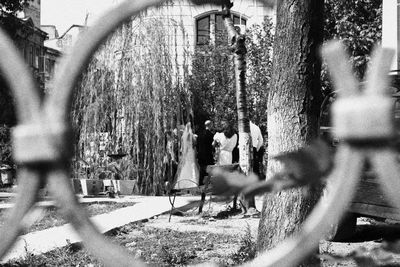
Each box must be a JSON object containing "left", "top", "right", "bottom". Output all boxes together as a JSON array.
[
  {"left": 189, "top": 43, "right": 236, "bottom": 131},
  {"left": 0, "top": 0, "right": 30, "bottom": 14},
  {"left": 323, "top": 0, "right": 382, "bottom": 92},
  {"left": 245, "top": 18, "right": 274, "bottom": 134},
  {"left": 0, "top": 0, "right": 32, "bottom": 37},
  {"left": 189, "top": 17, "right": 274, "bottom": 134}
]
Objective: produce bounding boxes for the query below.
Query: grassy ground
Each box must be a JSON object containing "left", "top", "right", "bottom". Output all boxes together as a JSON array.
[
  {"left": 114, "top": 222, "right": 254, "bottom": 266},
  {"left": 1, "top": 243, "right": 102, "bottom": 267},
  {"left": 2, "top": 222, "right": 256, "bottom": 267},
  {"left": 1, "top": 198, "right": 259, "bottom": 267},
  {"left": 0, "top": 201, "right": 136, "bottom": 233},
  {"left": 4, "top": 197, "right": 400, "bottom": 266}
]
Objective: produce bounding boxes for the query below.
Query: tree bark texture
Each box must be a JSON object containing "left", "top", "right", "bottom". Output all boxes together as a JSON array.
[
  {"left": 224, "top": 15, "right": 253, "bottom": 176},
  {"left": 257, "top": 0, "right": 324, "bottom": 251},
  {"left": 224, "top": 13, "right": 256, "bottom": 209}
]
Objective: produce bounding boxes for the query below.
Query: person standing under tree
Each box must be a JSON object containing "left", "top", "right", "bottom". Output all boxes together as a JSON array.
[
  {"left": 196, "top": 120, "right": 215, "bottom": 185},
  {"left": 174, "top": 123, "right": 200, "bottom": 189},
  {"left": 240, "top": 120, "right": 264, "bottom": 217},
  {"left": 250, "top": 121, "right": 264, "bottom": 179},
  {"left": 213, "top": 121, "right": 238, "bottom": 165}
]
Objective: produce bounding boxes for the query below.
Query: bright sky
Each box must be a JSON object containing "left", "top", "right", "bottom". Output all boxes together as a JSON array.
[{"left": 41, "top": 0, "right": 121, "bottom": 35}]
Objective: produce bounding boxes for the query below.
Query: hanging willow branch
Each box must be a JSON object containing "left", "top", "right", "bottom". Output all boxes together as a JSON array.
[{"left": 71, "top": 15, "right": 191, "bottom": 195}]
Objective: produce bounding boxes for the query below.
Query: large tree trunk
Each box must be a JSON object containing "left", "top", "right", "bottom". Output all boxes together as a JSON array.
[{"left": 257, "top": 0, "right": 324, "bottom": 251}]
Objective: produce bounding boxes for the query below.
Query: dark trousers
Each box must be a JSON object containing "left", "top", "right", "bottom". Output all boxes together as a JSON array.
[
  {"left": 253, "top": 146, "right": 265, "bottom": 180},
  {"left": 199, "top": 163, "right": 209, "bottom": 186}
]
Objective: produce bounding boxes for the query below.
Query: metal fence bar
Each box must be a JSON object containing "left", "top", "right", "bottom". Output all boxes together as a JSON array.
[
  {"left": 0, "top": 1, "right": 399, "bottom": 267},
  {"left": 247, "top": 145, "right": 364, "bottom": 266}
]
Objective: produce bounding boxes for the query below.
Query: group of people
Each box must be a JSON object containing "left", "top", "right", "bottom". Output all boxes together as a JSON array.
[
  {"left": 163, "top": 119, "right": 265, "bottom": 194},
  {"left": 196, "top": 119, "right": 265, "bottom": 185}
]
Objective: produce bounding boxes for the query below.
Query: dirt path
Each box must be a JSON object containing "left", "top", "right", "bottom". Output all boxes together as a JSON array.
[{"left": 148, "top": 197, "right": 260, "bottom": 237}]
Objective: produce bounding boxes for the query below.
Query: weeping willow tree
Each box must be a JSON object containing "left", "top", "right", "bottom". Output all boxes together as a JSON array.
[{"left": 71, "top": 15, "right": 191, "bottom": 195}]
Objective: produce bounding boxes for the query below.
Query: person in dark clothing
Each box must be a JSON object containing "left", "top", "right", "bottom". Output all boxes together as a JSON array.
[
  {"left": 232, "top": 129, "right": 239, "bottom": 164},
  {"left": 196, "top": 120, "right": 214, "bottom": 185},
  {"left": 250, "top": 121, "right": 264, "bottom": 180},
  {"left": 253, "top": 145, "right": 265, "bottom": 180}
]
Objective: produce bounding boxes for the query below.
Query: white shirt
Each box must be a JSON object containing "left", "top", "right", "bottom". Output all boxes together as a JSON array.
[
  {"left": 250, "top": 121, "right": 263, "bottom": 151},
  {"left": 213, "top": 132, "right": 238, "bottom": 165}
]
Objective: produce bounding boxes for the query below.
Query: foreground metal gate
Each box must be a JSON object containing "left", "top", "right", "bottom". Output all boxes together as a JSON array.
[{"left": 0, "top": 0, "right": 399, "bottom": 266}]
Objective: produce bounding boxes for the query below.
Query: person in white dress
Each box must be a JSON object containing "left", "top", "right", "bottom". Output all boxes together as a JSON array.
[
  {"left": 173, "top": 123, "right": 200, "bottom": 189},
  {"left": 213, "top": 122, "right": 238, "bottom": 165},
  {"left": 250, "top": 120, "right": 264, "bottom": 179}
]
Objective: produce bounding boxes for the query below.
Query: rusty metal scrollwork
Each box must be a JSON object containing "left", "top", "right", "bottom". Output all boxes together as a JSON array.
[{"left": 0, "top": 0, "right": 399, "bottom": 266}]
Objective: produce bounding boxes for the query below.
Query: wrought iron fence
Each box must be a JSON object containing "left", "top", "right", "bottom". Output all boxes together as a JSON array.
[{"left": 0, "top": 0, "right": 399, "bottom": 266}]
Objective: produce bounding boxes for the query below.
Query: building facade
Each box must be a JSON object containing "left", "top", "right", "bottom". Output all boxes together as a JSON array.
[
  {"left": 0, "top": 15, "right": 47, "bottom": 91},
  {"left": 147, "top": 0, "right": 274, "bottom": 74},
  {"left": 383, "top": 0, "right": 400, "bottom": 72},
  {"left": 44, "top": 24, "right": 85, "bottom": 54},
  {"left": 1, "top": 0, "right": 56, "bottom": 92}
]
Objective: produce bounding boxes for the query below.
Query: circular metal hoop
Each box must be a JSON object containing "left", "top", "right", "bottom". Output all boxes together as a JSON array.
[
  {"left": 245, "top": 146, "right": 362, "bottom": 266},
  {"left": 0, "top": 1, "right": 371, "bottom": 266},
  {"left": 44, "top": 1, "right": 365, "bottom": 265}
]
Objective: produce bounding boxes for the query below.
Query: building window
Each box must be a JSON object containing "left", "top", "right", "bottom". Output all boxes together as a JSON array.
[
  {"left": 196, "top": 12, "right": 247, "bottom": 45},
  {"left": 39, "top": 56, "right": 44, "bottom": 72},
  {"left": 28, "top": 45, "right": 34, "bottom": 66},
  {"left": 22, "top": 46, "right": 26, "bottom": 61},
  {"left": 34, "top": 47, "right": 40, "bottom": 69},
  {"left": 196, "top": 16, "right": 210, "bottom": 45}
]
